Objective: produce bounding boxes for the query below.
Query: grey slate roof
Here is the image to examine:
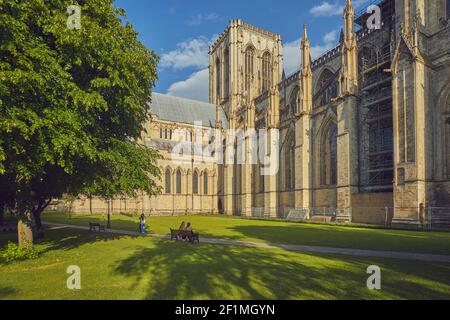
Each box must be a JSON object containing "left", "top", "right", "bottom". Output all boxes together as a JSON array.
[{"left": 149, "top": 93, "right": 227, "bottom": 128}]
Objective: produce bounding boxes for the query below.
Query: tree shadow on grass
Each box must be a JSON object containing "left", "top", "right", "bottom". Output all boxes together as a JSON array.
[
  {"left": 37, "top": 227, "right": 140, "bottom": 253},
  {"left": 0, "top": 287, "right": 17, "bottom": 299},
  {"left": 227, "top": 225, "right": 450, "bottom": 255},
  {"left": 113, "top": 240, "right": 450, "bottom": 300},
  {"left": 43, "top": 213, "right": 139, "bottom": 233}
]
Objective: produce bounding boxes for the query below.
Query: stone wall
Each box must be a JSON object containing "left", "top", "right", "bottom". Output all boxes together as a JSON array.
[{"left": 351, "top": 192, "right": 394, "bottom": 224}]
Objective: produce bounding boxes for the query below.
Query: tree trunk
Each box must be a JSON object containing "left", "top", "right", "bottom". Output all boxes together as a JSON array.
[
  {"left": 32, "top": 199, "right": 51, "bottom": 239},
  {"left": 33, "top": 211, "right": 42, "bottom": 230},
  {"left": 16, "top": 182, "right": 34, "bottom": 247},
  {"left": 33, "top": 210, "right": 44, "bottom": 239},
  {"left": 18, "top": 213, "right": 33, "bottom": 248}
]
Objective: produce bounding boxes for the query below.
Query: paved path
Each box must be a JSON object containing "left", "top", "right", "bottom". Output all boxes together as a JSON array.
[{"left": 43, "top": 222, "right": 450, "bottom": 263}]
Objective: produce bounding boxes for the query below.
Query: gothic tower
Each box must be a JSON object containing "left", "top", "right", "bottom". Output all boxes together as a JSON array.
[{"left": 209, "top": 19, "right": 282, "bottom": 216}]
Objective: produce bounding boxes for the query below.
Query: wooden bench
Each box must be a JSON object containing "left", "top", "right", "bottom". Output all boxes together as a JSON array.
[
  {"left": 170, "top": 229, "right": 199, "bottom": 244},
  {"left": 89, "top": 223, "right": 106, "bottom": 233},
  {"left": 310, "top": 215, "right": 335, "bottom": 223},
  {"left": 1, "top": 223, "right": 17, "bottom": 233}
]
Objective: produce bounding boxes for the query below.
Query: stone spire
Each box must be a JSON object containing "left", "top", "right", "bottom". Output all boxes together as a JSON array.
[
  {"left": 300, "top": 24, "right": 312, "bottom": 114},
  {"left": 301, "top": 24, "right": 311, "bottom": 72},
  {"left": 343, "top": 0, "right": 355, "bottom": 43},
  {"left": 340, "top": 0, "right": 358, "bottom": 95}
]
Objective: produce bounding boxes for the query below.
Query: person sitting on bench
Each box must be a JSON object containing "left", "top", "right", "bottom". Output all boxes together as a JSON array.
[
  {"left": 185, "top": 223, "right": 193, "bottom": 242},
  {"left": 178, "top": 221, "right": 186, "bottom": 233}
]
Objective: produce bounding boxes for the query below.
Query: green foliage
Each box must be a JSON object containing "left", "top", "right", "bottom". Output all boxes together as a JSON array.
[
  {"left": 0, "top": 0, "right": 161, "bottom": 217},
  {"left": 2, "top": 241, "right": 39, "bottom": 262}
]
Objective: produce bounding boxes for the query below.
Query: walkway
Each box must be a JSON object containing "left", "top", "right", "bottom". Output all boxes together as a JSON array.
[{"left": 43, "top": 222, "right": 450, "bottom": 263}]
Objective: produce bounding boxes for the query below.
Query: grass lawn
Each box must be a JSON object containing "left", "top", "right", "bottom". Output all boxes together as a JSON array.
[
  {"left": 0, "top": 227, "right": 449, "bottom": 300},
  {"left": 42, "top": 212, "right": 450, "bottom": 255}
]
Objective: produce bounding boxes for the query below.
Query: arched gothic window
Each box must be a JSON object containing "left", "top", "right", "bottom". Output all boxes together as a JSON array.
[
  {"left": 245, "top": 47, "right": 255, "bottom": 91},
  {"left": 216, "top": 59, "right": 221, "bottom": 103},
  {"left": 316, "top": 69, "right": 336, "bottom": 107},
  {"left": 321, "top": 122, "right": 338, "bottom": 185},
  {"left": 224, "top": 49, "right": 230, "bottom": 99},
  {"left": 165, "top": 169, "right": 171, "bottom": 194},
  {"left": 285, "top": 136, "right": 295, "bottom": 191},
  {"left": 446, "top": 98, "right": 450, "bottom": 178},
  {"left": 176, "top": 170, "right": 182, "bottom": 194},
  {"left": 290, "top": 90, "right": 299, "bottom": 115},
  {"left": 262, "top": 52, "right": 271, "bottom": 92},
  {"left": 203, "top": 172, "right": 208, "bottom": 195},
  {"left": 447, "top": 0, "right": 450, "bottom": 19},
  {"left": 193, "top": 171, "right": 199, "bottom": 194}
]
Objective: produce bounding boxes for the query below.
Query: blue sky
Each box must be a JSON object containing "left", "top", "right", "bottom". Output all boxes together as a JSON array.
[{"left": 115, "top": 0, "right": 370, "bottom": 101}]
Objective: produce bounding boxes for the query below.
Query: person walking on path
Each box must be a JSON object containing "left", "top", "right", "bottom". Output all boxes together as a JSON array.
[{"left": 139, "top": 213, "right": 147, "bottom": 234}]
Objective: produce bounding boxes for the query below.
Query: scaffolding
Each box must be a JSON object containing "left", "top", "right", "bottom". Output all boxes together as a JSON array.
[{"left": 356, "top": 0, "right": 396, "bottom": 189}]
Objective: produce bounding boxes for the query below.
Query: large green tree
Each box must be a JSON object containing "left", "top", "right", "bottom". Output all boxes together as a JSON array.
[{"left": 0, "top": 0, "right": 161, "bottom": 245}]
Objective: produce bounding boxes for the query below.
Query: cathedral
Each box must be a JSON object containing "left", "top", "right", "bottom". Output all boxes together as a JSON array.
[{"left": 71, "top": 0, "right": 450, "bottom": 227}]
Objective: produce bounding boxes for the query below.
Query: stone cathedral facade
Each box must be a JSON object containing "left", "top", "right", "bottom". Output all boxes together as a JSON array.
[
  {"left": 71, "top": 0, "right": 450, "bottom": 226},
  {"left": 209, "top": 0, "right": 450, "bottom": 225}
]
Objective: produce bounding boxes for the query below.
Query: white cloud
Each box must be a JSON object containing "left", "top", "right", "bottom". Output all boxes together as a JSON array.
[
  {"left": 310, "top": 0, "right": 369, "bottom": 17},
  {"left": 160, "top": 37, "right": 209, "bottom": 70},
  {"left": 187, "top": 13, "right": 220, "bottom": 26},
  {"left": 160, "top": 35, "right": 218, "bottom": 71},
  {"left": 310, "top": 2, "right": 343, "bottom": 16},
  {"left": 323, "top": 29, "right": 338, "bottom": 43},
  {"left": 283, "top": 29, "right": 340, "bottom": 75},
  {"left": 166, "top": 69, "right": 209, "bottom": 102},
  {"left": 282, "top": 38, "right": 301, "bottom": 76}
]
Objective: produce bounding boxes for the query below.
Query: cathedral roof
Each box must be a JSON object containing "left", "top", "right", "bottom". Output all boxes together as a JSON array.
[{"left": 149, "top": 93, "right": 224, "bottom": 128}]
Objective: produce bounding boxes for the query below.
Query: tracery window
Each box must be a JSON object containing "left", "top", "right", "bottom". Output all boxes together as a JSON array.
[
  {"left": 224, "top": 49, "right": 230, "bottom": 99},
  {"left": 176, "top": 170, "right": 182, "bottom": 194},
  {"left": 290, "top": 90, "right": 299, "bottom": 115},
  {"left": 321, "top": 122, "right": 337, "bottom": 186},
  {"left": 216, "top": 58, "right": 221, "bottom": 102},
  {"left": 262, "top": 52, "right": 271, "bottom": 92},
  {"left": 446, "top": 98, "right": 450, "bottom": 178},
  {"left": 285, "top": 136, "right": 295, "bottom": 191},
  {"left": 165, "top": 169, "right": 171, "bottom": 194},
  {"left": 245, "top": 47, "right": 255, "bottom": 92},
  {"left": 203, "top": 172, "right": 208, "bottom": 195},
  {"left": 447, "top": 0, "right": 450, "bottom": 19},
  {"left": 316, "top": 69, "right": 337, "bottom": 107},
  {"left": 193, "top": 171, "right": 199, "bottom": 195}
]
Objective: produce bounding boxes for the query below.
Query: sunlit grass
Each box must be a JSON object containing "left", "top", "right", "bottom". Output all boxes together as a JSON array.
[
  {"left": 0, "top": 228, "right": 449, "bottom": 300},
  {"left": 42, "top": 212, "right": 450, "bottom": 255}
]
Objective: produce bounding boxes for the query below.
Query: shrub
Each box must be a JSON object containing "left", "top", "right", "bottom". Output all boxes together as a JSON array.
[{"left": 2, "top": 242, "right": 39, "bottom": 262}]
